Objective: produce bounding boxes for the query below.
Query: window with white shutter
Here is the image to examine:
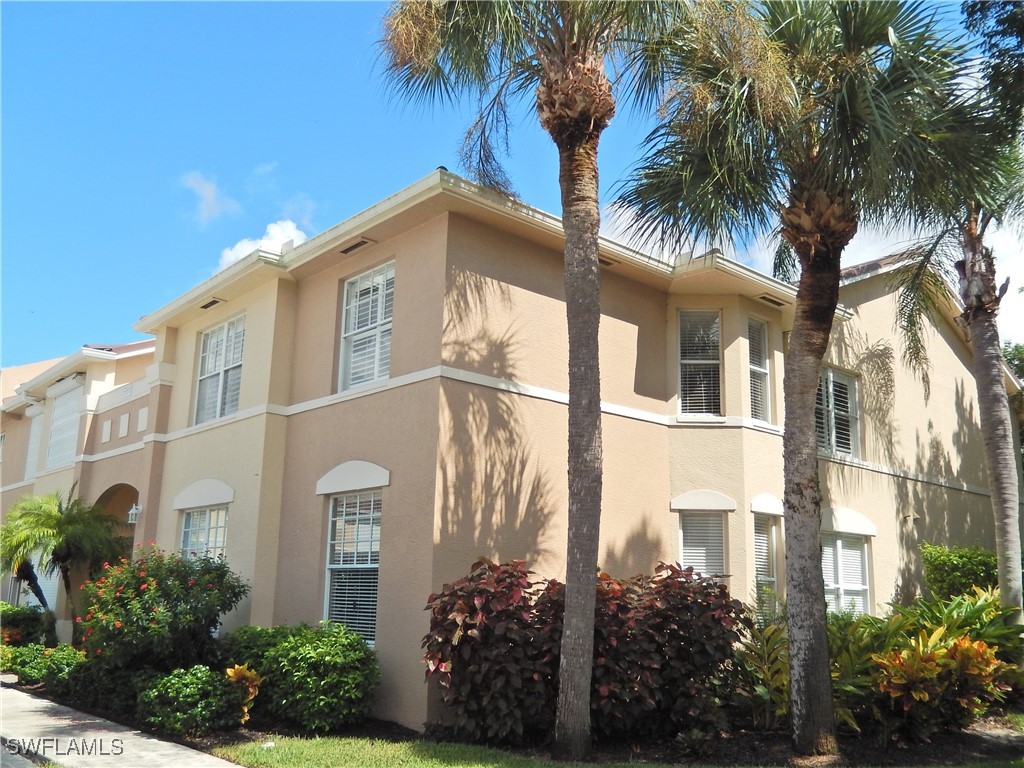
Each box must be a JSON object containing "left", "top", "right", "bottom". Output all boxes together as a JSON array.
[
  {"left": 326, "top": 489, "right": 382, "bottom": 643},
  {"left": 748, "top": 318, "right": 770, "bottom": 422},
  {"left": 195, "top": 315, "right": 245, "bottom": 425},
  {"left": 821, "top": 533, "right": 870, "bottom": 614},
  {"left": 754, "top": 514, "right": 780, "bottom": 613},
  {"left": 181, "top": 506, "right": 229, "bottom": 559},
  {"left": 340, "top": 263, "right": 395, "bottom": 390},
  {"left": 679, "top": 511, "right": 726, "bottom": 577},
  {"left": 46, "top": 386, "right": 82, "bottom": 469},
  {"left": 815, "top": 368, "right": 859, "bottom": 456},
  {"left": 679, "top": 311, "right": 722, "bottom": 415},
  {"left": 24, "top": 415, "right": 41, "bottom": 481}
]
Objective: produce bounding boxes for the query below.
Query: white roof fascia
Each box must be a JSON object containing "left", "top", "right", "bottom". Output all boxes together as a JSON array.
[
  {"left": 9, "top": 347, "right": 117, "bottom": 404},
  {"left": 134, "top": 250, "right": 286, "bottom": 333}
]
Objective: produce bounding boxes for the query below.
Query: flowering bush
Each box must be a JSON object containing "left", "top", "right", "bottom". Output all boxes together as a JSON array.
[
  {"left": 0, "top": 602, "right": 44, "bottom": 647},
  {"left": 77, "top": 546, "right": 248, "bottom": 670}
]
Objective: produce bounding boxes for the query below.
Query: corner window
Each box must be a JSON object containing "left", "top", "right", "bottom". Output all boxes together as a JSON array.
[
  {"left": 341, "top": 263, "right": 395, "bottom": 390},
  {"left": 326, "top": 490, "right": 381, "bottom": 643},
  {"left": 748, "top": 318, "right": 769, "bottom": 422},
  {"left": 821, "top": 533, "right": 870, "bottom": 614},
  {"left": 181, "top": 506, "right": 229, "bottom": 559},
  {"left": 195, "top": 315, "right": 245, "bottom": 425},
  {"left": 816, "top": 368, "right": 859, "bottom": 456},
  {"left": 679, "top": 311, "right": 722, "bottom": 415},
  {"left": 678, "top": 511, "right": 725, "bottom": 577}
]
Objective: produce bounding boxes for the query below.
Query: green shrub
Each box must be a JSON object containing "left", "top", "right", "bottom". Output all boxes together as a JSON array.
[
  {"left": 1, "top": 643, "right": 84, "bottom": 686},
  {"left": 0, "top": 602, "right": 44, "bottom": 646},
  {"left": 221, "top": 623, "right": 313, "bottom": 675},
  {"left": 77, "top": 547, "right": 248, "bottom": 671},
  {"left": 920, "top": 543, "right": 998, "bottom": 600},
  {"left": 735, "top": 622, "right": 789, "bottom": 731},
  {"left": 262, "top": 622, "right": 380, "bottom": 733},
  {"left": 49, "top": 661, "right": 159, "bottom": 719},
  {"left": 138, "top": 665, "right": 244, "bottom": 737}
]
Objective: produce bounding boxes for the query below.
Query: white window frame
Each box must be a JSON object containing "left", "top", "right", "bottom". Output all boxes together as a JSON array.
[
  {"left": 194, "top": 315, "right": 246, "bottom": 425},
  {"left": 325, "top": 489, "right": 382, "bottom": 644},
  {"left": 678, "top": 510, "right": 726, "bottom": 578},
  {"left": 180, "top": 506, "right": 229, "bottom": 559},
  {"left": 24, "top": 412, "right": 42, "bottom": 481},
  {"left": 748, "top": 317, "right": 770, "bottom": 422},
  {"left": 753, "top": 514, "right": 781, "bottom": 614},
  {"left": 678, "top": 310, "right": 722, "bottom": 416},
  {"left": 821, "top": 532, "right": 871, "bottom": 615},
  {"left": 340, "top": 262, "right": 395, "bottom": 391},
  {"left": 816, "top": 368, "right": 859, "bottom": 456}
]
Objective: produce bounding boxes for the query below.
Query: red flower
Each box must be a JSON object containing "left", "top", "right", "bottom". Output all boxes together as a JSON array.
[
  {"left": 115, "top": 621, "right": 122, "bottom": 628},
  {"left": 95, "top": 649, "right": 102, "bottom": 655},
  {"left": 140, "top": 583, "right": 148, "bottom": 590}
]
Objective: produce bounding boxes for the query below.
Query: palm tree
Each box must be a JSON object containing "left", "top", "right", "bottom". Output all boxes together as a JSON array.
[
  {"left": 1, "top": 485, "right": 126, "bottom": 627},
  {"left": 379, "top": 2, "right": 683, "bottom": 757},
  {"left": 618, "top": 0, "right": 977, "bottom": 754},
  {"left": 894, "top": 137, "right": 1024, "bottom": 633}
]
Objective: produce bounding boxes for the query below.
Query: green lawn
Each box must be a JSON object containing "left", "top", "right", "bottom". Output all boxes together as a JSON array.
[{"left": 211, "top": 735, "right": 1024, "bottom": 768}]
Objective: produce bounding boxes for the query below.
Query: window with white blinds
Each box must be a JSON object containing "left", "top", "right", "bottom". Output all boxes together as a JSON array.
[
  {"left": 181, "top": 506, "right": 229, "bottom": 559},
  {"left": 195, "top": 315, "right": 245, "bottom": 425},
  {"left": 679, "top": 511, "right": 725, "bottom": 577},
  {"left": 46, "top": 386, "right": 82, "bottom": 469},
  {"left": 821, "top": 533, "right": 870, "bottom": 614},
  {"left": 679, "top": 311, "right": 722, "bottom": 415},
  {"left": 754, "top": 515, "right": 780, "bottom": 614},
  {"left": 326, "top": 490, "right": 382, "bottom": 644},
  {"left": 341, "top": 263, "right": 395, "bottom": 390},
  {"left": 815, "top": 368, "right": 859, "bottom": 456},
  {"left": 748, "top": 318, "right": 769, "bottom": 422}
]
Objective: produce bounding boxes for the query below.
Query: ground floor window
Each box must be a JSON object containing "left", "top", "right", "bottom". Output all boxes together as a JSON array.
[
  {"left": 754, "top": 514, "right": 781, "bottom": 616},
  {"left": 679, "top": 511, "right": 725, "bottom": 577},
  {"left": 181, "top": 506, "right": 229, "bottom": 558},
  {"left": 326, "top": 489, "right": 381, "bottom": 644},
  {"left": 821, "top": 532, "right": 870, "bottom": 614}
]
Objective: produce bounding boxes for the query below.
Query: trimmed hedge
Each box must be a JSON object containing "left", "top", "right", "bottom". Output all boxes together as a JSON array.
[{"left": 921, "top": 543, "right": 998, "bottom": 600}]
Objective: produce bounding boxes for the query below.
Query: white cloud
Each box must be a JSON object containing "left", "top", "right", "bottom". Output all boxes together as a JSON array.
[
  {"left": 181, "top": 171, "right": 241, "bottom": 224},
  {"left": 218, "top": 220, "right": 309, "bottom": 271}
]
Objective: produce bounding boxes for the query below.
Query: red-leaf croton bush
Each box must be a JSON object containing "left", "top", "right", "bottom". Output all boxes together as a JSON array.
[{"left": 423, "top": 559, "right": 747, "bottom": 745}]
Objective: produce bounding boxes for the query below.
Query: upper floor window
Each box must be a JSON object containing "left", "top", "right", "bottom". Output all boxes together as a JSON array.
[
  {"left": 341, "top": 263, "right": 395, "bottom": 390},
  {"left": 816, "top": 368, "right": 859, "bottom": 456},
  {"left": 195, "top": 315, "right": 245, "bottom": 425},
  {"left": 748, "top": 318, "right": 769, "bottom": 422},
  {"left": 326, "top": 489, "right": 382, "bottom": 644},
  {"left": 181, "top": 506, "right": 229, "bottom": 559},
  {"left": 46, "top": 386, "right": 82, "bottom": 469},
  {"left": 679, "top": 311, "right": 721, "bottom": 415}
]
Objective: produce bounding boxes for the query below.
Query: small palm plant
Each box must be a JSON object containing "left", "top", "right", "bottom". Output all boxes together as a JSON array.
[{"left": 1, "top": 484, "right": 127, "bottom": 629}]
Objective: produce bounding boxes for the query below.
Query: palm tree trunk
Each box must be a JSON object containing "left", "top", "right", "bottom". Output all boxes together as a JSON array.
[
  {"left": 960, "top": 225, "right": 1023, "bottom": 632},
  {"left": 59, "top": 564, "right": 80, "bottom": 626},
  {"left": 551, "top": 133, "right": 604, "bottom": 762},
  {"left": 14, "top": 561, "right": 58, "bottom": 646},
  {"left": 784, "top": 256, "right": 840, "bottom": 756}
]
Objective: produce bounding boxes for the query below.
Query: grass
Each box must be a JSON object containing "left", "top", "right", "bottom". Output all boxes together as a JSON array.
[
  {"left": 211, "top": 735, "right": 1024, "bottom": 768},
  {"left": 1007, "top": 712, "right": 1024, "bottom": 733}
]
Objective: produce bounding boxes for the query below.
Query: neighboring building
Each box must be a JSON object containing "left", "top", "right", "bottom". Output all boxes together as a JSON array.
[{"left": 1, "top": 170, "right": 1020, "bottom": 730}]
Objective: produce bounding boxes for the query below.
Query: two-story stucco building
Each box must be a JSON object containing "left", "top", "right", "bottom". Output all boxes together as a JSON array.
[{"left": 2, "top": 170, "right": 1020, "bottom": 730}]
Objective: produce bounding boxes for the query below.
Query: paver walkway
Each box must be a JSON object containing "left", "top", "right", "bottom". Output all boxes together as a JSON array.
[{"left": 1, "top": 684, "right": 238, "bottom": 768}]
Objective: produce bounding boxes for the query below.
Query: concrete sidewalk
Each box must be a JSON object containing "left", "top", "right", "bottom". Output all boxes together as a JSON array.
[{"left": 1, "top": 685, "right": 239, "bottom": 767}]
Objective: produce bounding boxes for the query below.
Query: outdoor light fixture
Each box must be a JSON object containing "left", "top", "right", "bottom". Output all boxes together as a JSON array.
[{"left": 127, "top": 503, "right": 142, "bottom": 524}]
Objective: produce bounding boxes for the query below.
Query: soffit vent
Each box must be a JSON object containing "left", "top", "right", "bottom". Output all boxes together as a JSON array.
[
  {"left": 757, "top": 293, "right": 787, "bottom": 307},
  {"left": 340, "top": 237, "right": 377, "bottom": 255},
  {"left": 200, "top": 298, "right": 225, "bottom": 310},
  {"left": 598, "top": 257, "right": 618, "bottom": 267}
]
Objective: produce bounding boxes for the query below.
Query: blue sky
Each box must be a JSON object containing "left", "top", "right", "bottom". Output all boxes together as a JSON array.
[{"left": 3, "top": 1, "right": 1023, "bottom": 368}]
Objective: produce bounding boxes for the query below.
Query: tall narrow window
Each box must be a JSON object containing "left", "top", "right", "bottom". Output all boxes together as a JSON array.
[
  {"left": 679, "top": 511, "right": 726, "bottom": 577},
  {"left": 341, "top": 263, "right": 395, "bottom": 389},
  {"left": 195, "top": 315, "right": 245, "bottom": 425},
  {"left": 181, "top": 506, "right": 229, "bottom": 559},
  {"left": 326, "top": 490, "right": 382, "bottom": 643},
  {"left": 748, "top": 318, "right": 769, "bottom": 421},
  {"left": 754, "top": 514, "right": 780, "bottom": 615},
  {"left": 46, "top": 386, "right": 82, "bottom": 469},
  {"left": 24, "top": 414, "right": 41, "bottom": 481},
  {"left": 815, "top": 368, "right": 859, "bottom": 455},
  {"left": 679, "top": 311, "right": 721, "bottom": 415},
  {"left": 821, "top": 533, "right": 870, "bottom": 614}
]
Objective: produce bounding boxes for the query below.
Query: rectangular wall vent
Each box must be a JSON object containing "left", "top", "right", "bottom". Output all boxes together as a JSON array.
[
  {"left": 757, "top": 293, "right": 786, "bottom": 307},
  {"left": 340, "top": 237, "right": 377, "bottom": 255}
]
